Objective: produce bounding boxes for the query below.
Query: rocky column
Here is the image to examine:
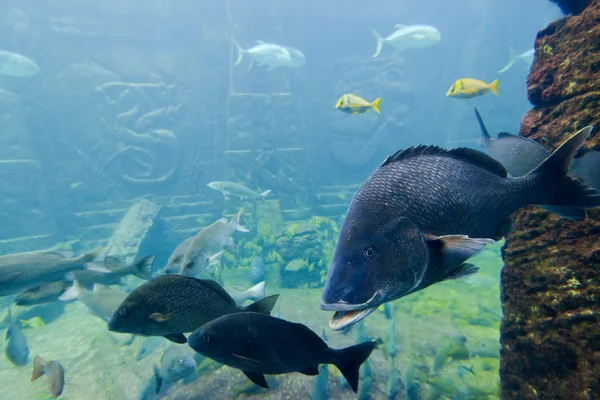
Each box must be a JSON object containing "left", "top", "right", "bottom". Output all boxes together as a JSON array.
[{"left": 500, "top": 1, "right": 600, "bottom": 399}]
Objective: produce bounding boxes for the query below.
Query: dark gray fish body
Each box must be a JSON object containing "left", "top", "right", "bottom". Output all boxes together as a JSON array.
[
  {"left": 159, "top": 346, "right": 197, "bottom": 383},
  {"left": 4, "top": 308, "right": 29, "bottom": 365},
  {"left": 73, "top": 255, "right": 154, "bottom": 288},
  {"left": 571, "top": 151, "right": 600, "bottom": 191},
  {"left": 0, "top": 247, "right": 110, "bottom": 296},
  {"left": 187, "top": 312, "right": 378, "bottom": 393},
  {"left": 15, "top": 281, "right": 72, "bottom": 306},
  {"left": 107, "top": 275, "right": 279, "bottom": 344},
  {"left": 31, "top": 355, "right": 65, "bottom": 397},
  {"left": 321, "top": 126, "right": 600, "bottom": 330},
  {"left": 474, "top": 107, "right": 586, "bottom": 220}
]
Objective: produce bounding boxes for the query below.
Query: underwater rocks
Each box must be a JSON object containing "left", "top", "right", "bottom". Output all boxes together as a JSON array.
[
  {"left": 527, "top": 0, "right": 600, "bottom": 106},
  {"left": 501, "top": 1, "right": 600, "bottom": 398}
]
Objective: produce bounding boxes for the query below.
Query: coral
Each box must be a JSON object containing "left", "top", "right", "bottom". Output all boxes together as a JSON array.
[{"left": 501, "top": 1, "right": 600, "bottom": 398}]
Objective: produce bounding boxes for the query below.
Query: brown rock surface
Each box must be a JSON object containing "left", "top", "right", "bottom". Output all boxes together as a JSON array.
[{"left": 500, "top": 1, "right": 600, "bottom": 399}]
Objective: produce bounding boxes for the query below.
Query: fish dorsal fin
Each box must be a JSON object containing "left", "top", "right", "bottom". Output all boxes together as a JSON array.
[
  {"left": 198, "top": 279, "right": 235, "bottom": 303},
  {"left": 394, "top": 24, "right": 406, "bottom": 29},
  {"left": 380, "top": 145, "right": 508, "bottom": 177},
  {"left": 497, "top": 132, "right": 516, "bottom": 138}
]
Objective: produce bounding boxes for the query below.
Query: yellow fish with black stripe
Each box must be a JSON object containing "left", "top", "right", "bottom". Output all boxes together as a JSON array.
[
  {"left": 446, "top": 78, "right": 499, "bottom": 99},
  {"left": 335, "top": 94, "right": 381, "bottom": 114}
]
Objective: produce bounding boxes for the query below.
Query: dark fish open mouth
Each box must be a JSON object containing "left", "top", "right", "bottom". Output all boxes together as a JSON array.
[{"left": 329, "top": 307, "right": 377, "bottom": 331}]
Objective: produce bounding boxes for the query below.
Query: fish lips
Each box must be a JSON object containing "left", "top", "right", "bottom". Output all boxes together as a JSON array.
[{"left": 321, "top": 291, "right": 385, "bottom": 331}]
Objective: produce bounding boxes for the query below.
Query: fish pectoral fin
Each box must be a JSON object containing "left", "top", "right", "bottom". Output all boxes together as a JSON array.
[
  {"left": 443, "top": 262, "right": 479, "bottom": 281},
  {"left": 149, "top": 313, "right": 172, "bottom": 322},
  {"left": 242, "top": 371, "right": 269, "bottom": 389},
  {"left": 0, "top": 272, "right": 21, "bottom": 284},
  {"left": 233, "top": 353, "right": 261, "bottom": 367},
  {"left": 163, "top": 333, "right": 187, "bottom": 344},
  {"left": 425, "top": 234, "right": 495, "bottom": 273},
  {"left": 299, "top": 365, "right": 320, "bottom": 376}
]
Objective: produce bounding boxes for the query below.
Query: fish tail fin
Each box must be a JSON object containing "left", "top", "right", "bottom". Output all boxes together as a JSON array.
[
  {"left": 131, "top": 255, "right": 155, "bottom": 280},
  {"left": 371, "top": 97, "right": 381, "bottom": 114},
  {"left": 332, "top": 340, "right": 379, "bottom": 393},
  {"left": 244, "top": 281, "right": 266, "bottom": 301},
  {"left": 371, "top": 29, "right": 384, "bottom": 58},
  {"left": 31, "top": 355, "right": 46, "bottom": 382},
  {"left": 473, "top": 107, "right": 492, "bottom": 148},
  {"left": 489, "top": 79, "right": 499, "bottom": 95},
  {"left": 58, "top": 280, "right": 82, "bottom": 301},
  {"left": 232, "top": 208, "right": 250, "bottom": 232},
  {"left": 241, "top": 294, "right": 279, "bottom": 315},
  {"left": 260, "top": 189, "right": 272, "bottom": 199},
  {"left": 232, "top": 39, "right": 245, "bottom": 65},
  {"left": 529, "top": 126, "right": 600, "bottom": 209},
  {"left": 498, "top": 45, "right": 517, "bottom": 74},
  {"left": 75, "top": 246, "right": 112, "bottom": 273}
]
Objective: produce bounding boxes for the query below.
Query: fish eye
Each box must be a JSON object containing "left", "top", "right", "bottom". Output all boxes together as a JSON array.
[
  {"left": 174, "top": 256, "right": 181, "bottom": 263},
  {"left": 363, "top": 245, "right": 377, "bottom": 259},
  {"left": 186, "top": 261, "right": 195, "bottom": 269},
  {"left": 119, "top": 308, "right": 127, "bottom": 317},
  {"left": 203, "top": 334, "right": 211, "bottom": 343}
]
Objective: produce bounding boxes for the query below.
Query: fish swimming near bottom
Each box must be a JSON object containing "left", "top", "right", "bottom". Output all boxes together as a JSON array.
[
  {"left": 107, "top": 275, "right": 279, "bottom": 344},
  {"left": 446, "top": 78, "right": 499, "bottom": 99},
  {"left": 15, "top": 281, "right": 72, "bottom": 306},
  {"left": 321, "top": 125, "right": 600, "bottom": 330},
  {"left": 188, "top": 312, "right": 379, "bottom": 393},
  {"left": 207, "top": 181, "right": 272, "bottom": 200},
  {"left": 4, "top": 307, "right": 29, "bottom": 365},
  {"left": 474, "top": 107, "right": 590, "bottom": 220},
  {"left": 73, "top": 254, "right": 155, "bottom": 289},
  {"left": 31, "top": 355, "right": 65, "bottom": 397},
  {"left": 159, "top": 346, "right": 197, "bottom": 384},
  {"left": 0, "top": 246, "right": 111, "bottom": 296},
  {"left": 335, "top": 94, "right": 381, "bottom": 115},
  {"left": 59, "top": 281, "right": 128, "bottom": 322}
]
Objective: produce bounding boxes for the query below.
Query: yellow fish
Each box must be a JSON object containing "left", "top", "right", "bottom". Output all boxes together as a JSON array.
[
  {"left": 335, "top": 93, "right": 381, "bottom": 114},
  {"left": 20, "top": 317, "right": 45, "bottom": 328},
  {"left": 446, "top": 78, "right": 499, "bottom": 99}
]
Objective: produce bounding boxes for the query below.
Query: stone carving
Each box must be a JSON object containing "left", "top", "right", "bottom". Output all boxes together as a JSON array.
[{"left": 96, "top": 81, "right": 181, "bottom": 185}]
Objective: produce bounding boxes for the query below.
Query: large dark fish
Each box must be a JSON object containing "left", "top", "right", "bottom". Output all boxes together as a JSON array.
[
  {"left": 474, "top": 107, "right": 586, "bottom": 221},
  {"left": 321, "top": 126, "right": 600, "bottom": 330},
  {"left": 107, "top": 275, "right": 279, "bottom": 344},
  {"left": 187, "top": 312, "right": 378, "bottom": 393}
]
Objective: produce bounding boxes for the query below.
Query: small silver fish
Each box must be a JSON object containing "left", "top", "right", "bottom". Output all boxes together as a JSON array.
[
  {"left": 0, "top": 50, "right": 39, "bottom": 77},
  {"left": 159, "top": 346, "right": 197, "bottom": 383},
  {"left": 207, "top": 181, "right": 271, "bottom": 200},
  {"left": 31, "top": 355, "right": 65, "bottom": 397}
]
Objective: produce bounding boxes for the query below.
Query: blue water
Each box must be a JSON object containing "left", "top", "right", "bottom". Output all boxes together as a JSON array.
[{"left": 0, "top": 1, "right": 568, "bottom": 399}]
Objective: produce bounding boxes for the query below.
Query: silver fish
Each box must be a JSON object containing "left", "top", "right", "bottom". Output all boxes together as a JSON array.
[
  {"left": 228, "top": 281, "right": 266, "bottom": 305},
  {"left": 371, "top": 24, "right": 441, "bottom": 58},
  {"left": 0, "top": 247, "right": 111, "bottom": 296},
  {"left": 164, "top": 237, "right": 193, "bottom": 275},
  {"left": 159, "top": 346, "right": 197, "bottom": 383},
  {"left": 59, "top": 281, "right": 127, "bottom": 322},
  {"left": 31, "top": 355, "right": 65, "bottom": 397},
  {"left": 207, "top": 181, "right": 271, "bottom": 200},
  {"left": 179, "top": 209, "right": 249, "bottom": 277},
  {"left": 498, "top": 47, "right": 534, "bottom": 74},
  {"left": 0, "top": 50, "right": 39, "bottom": 77},
  {"left": 4, "top": 307, "right": 29, "bottom": 365},
  {"left": 232, "top": 40, "right": 305, "bottom": 71}
]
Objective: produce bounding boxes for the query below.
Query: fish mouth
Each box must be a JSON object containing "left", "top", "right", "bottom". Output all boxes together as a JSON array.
[{"left": 329, "top": 307, "right": 378, "bottom": 331}]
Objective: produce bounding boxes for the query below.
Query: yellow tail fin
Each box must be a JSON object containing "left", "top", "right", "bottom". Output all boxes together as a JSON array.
[
  {"left": 489, "top": 79, "right": 499, "bottom": 95},
  {"left": 371, "top": 97, "right": 381, "bottom": 114}
]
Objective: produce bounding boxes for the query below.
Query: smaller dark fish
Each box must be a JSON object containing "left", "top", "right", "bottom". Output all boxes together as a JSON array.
[
  {"left": 4, "top": 307, "right": 29, "bottom": 365},
  {"left": 474, "top": 107, "right": 586, "bottom": 221},
  {"left": 108, "top": 275, "right": 279, "bottom": 344},
  {"left": 15, "top": 281, "right": 72, "bottom": 306},
  {"left": 31, "top": 354, "right": 65, "bottom": 397},
  {"left": 188, "top": 312, "right": 379, "bottom": 393},
  {"left": 571, "top": 151, "right": 600, "bottom": 191},
  {"left": 74, "top": 255, "right": 155, "bottom": 289}
]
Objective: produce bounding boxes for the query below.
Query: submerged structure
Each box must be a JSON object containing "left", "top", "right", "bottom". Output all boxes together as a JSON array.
[{"left": 500, "top": 0, "right": 600, "bottom": 398}]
